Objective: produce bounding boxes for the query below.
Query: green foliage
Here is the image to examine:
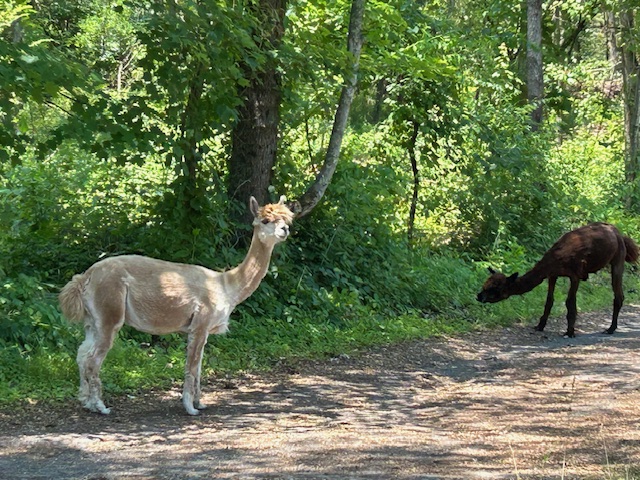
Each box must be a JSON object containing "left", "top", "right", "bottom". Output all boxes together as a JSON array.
[
  {"left": 0, "top": 273, "right": 77, "bottom": 350},
  {"left": 1, "top": 0, "right": 640, "bottom": 407},
  {"left": 0, "top": 345, "right": 78, "bottom": 403},
  {"left": 0, "top": 145, "right": 170, "bottom": 278}
]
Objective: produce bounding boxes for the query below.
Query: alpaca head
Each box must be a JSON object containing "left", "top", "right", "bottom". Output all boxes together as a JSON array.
[
  {"left": 477, "top": 268, "right": 519, "bottom": 303},
  {"left": 250, "top": 195, "right": 294, "bottom": 246}
]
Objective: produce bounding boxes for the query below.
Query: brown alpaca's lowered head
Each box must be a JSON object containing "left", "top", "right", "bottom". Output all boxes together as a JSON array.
[{"left": 476, "top": 268, "right": 519, "bottom": 303}]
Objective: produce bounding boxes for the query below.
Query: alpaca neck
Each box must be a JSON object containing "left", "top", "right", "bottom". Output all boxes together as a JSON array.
[
  {"left": 226, "top": 229, "right": 275, "bottom": 305},
  {"left": 510, "top": 263, "right": 548, "bottom": 296}
]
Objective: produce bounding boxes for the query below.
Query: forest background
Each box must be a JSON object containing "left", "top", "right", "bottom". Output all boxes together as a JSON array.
[{"left": 1, "top": 0, "right": 639, "bottom": 404}]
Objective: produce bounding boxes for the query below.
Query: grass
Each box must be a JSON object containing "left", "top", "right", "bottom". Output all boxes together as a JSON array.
[{"left": 1, "top": 264, "right": 639, "bottom": 407}]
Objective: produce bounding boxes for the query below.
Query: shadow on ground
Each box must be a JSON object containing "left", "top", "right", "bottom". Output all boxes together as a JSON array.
[{"left": 2, "top": 307, "right": 640, "bottom": 479}]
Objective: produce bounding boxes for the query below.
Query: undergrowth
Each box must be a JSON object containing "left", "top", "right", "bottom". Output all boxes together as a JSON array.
[
  {"left": 1, "top": 92, "right": 638, "bottom": 406},
  {"left": 1, "top": 252, "right": 638, "bottom": 405}
]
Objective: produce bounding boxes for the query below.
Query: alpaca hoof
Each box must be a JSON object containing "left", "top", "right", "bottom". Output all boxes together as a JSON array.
[
  {"left": 604, "top": 328, "right": 616, "bottom": 335},
  {"left": 563, "top": 331, "right": 576, "bottom": 338},
  {"left": 182, "top": 396, "right": 200, "bottom": 415},
  {"left": 195, "top": 402, "right": 207, "bottom": 410},
  {"left": 185, "top": 406, "right": 200, "bottom": 416},
  {"left": 533, "top": 325, "right": 545, "bottom": 332},
  {"left": 84, "top": 401, "right": 111, "bottom": 415}
]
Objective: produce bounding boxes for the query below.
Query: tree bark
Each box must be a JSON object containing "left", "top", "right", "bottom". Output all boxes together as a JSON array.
[
  {"left": 605, "top": 11, "right": 619, "bottom": 69},
  {"left": 228, "top": 0, "right": 286, "bottom": 221},
  {"left": 180, "top": 68, "right": 204, "bottom": 188},
  {"left": 295, "top": 0, "right": 365, "bottom": 219},
  {"left": 228, "top": 68, "right": 282, "bottom": 210},
  {"left": 371, "top": 78, "right": 386, "bottom": 124},
  {"left": 526, "top": 0, "right": 544, "bottom": 131},
  {"left": 620, "top": 10, "right": 640, "bottom": 190},
  {"left": 407, "top": 121, "right": 420, "bottom": 249},
  {"left": 11, "top": 18, "right": 24, "bottom": 43}
]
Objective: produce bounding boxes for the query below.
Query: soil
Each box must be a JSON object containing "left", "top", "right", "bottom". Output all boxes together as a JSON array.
[{"left": 2, "top": 306, "right": 640, "bottom": 480}]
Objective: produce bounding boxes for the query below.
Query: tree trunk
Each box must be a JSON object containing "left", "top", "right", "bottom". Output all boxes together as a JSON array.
[
  {"left": 11, "top": 18, "right": 24, "bottom": 43},
  {"left": 228, "top": 69, "right": 282, "bottom": 212},
  {"left": 181, "top": 70, "right": 204, "bottom": 186},
  {"left": 407, "top": 121, "right": 420, "bottom": 249},
  {"left": 526, "top": 0, "right": 544, "bottom": 131},
  {"left": 175, "top": 64, "right": 205, "bottom": 220},
  {"left": 295, "top": 0, "right": 365, "bottom": 219},
  {"left": 228, "top": 0, "right": 286, "bottom": 221},
  {"left": 605, "top": 11, "right": 619, "bottom": 70},
  {"left": 370, "top": 78, "right": 386, "bottom": 124},
  {"left": 620, "top": 10, "right": 640, "bottom": 192}
]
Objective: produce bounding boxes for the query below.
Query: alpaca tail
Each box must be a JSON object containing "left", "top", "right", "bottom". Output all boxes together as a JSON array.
[
  {"left": 59, "top": 274, "right": 87, "bottom": 323},
  {"left": 624, "top": 236, "right": 640, "bottom": 263}
]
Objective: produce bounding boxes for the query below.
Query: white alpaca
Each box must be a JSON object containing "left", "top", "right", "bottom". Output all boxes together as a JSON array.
[{"left": 59, "top": 196, "right": 293, "bottom": 415}]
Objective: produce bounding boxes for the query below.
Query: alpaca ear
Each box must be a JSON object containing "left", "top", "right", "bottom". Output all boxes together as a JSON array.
[
  {"left": 508, "top": 272, "right": 519, "bottom": 282},
  {"left": 488, "top": 267, "right": 496, "bottom": 274},
  {"left": 249, "top": 196, "right": 260, "bottom": 217},
  {"left": 278, "top": 195, "right": 287, "bottom": 205}
]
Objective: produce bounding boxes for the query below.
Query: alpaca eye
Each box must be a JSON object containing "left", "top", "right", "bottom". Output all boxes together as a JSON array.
[{"left": 261, "top": 218, "right": 270, "bottom": 224}]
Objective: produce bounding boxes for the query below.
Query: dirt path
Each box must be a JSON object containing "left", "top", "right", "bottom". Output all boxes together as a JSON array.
[{"left": 2, "top": 306, "right": 640, "bottom": 479}]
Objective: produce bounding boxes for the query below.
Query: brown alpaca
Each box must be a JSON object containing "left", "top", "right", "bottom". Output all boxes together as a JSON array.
[
  {"left": 477, "top": 222, "right": 639, "bottom": 337},
  {"left": 59, "top": 196, "right": 294, "bottom": 415}
]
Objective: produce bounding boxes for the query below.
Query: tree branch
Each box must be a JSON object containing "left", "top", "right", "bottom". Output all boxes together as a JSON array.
[{"left": 294, "top": 0, "right": 365, "bottom": 219}]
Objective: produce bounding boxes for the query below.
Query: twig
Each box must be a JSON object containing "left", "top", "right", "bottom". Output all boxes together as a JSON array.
[
  {"left": 600, "top": 422, "right": 612, "bottom": 480},
  {"left": 508, "top": 439, "right": 521, "bottom": 480}
]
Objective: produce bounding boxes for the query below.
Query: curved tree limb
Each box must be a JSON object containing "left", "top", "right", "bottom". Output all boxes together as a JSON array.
[{"left": 293, "top": 0, "right": 365, "bottom": 219}]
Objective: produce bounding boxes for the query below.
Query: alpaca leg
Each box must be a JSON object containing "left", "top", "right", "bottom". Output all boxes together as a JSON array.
[
  {"left": 193, "top": 361, "right": 206, "bottom": 411},
  {"left": 182, "top": 328, "right": 209, "bottom": 416},
  {"left": 564, "top": 277, "right": 580, "bottom": 338},
  {"left": 77, "top": 329, "right": 95, "bottom": 407},
  {"left": 606, "top": 263, "right": 625, "bottom": 335},
  {"left": 192, "top": 337, "right": 206, "bottom": 411},
  {"left": 535, "top": 276, "right": 557, "bottom": 332},
  {"left": 77, "top": 324, "right": 120, "bottom": 414}
]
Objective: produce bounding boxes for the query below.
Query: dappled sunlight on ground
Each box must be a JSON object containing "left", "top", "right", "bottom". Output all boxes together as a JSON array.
[{"left": 2, "top": 306, "right": 640, "bottom": 478}]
